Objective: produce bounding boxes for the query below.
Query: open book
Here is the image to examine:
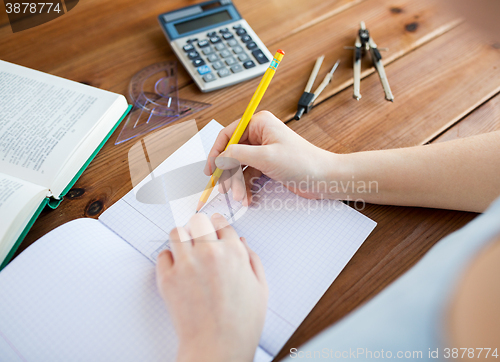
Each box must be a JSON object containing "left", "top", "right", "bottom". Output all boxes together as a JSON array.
[
  {"left": 0, "top": 120, "right": 376, "bottom": 361},
  {"left": 0, "top": 60, "right": 130, "bottom": 268}
]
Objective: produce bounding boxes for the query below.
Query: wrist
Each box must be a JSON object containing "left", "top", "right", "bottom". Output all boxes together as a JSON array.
[
  {"left": 314, "top": 149, "right": 352, "bottom": 200},
  {"left": 324, "top": 150, "right": 385, "bottom": 202}
]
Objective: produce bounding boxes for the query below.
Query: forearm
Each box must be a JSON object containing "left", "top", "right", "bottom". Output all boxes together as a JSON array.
[{"left": 326, "top": 131, "right": 500, "bottom": 212}]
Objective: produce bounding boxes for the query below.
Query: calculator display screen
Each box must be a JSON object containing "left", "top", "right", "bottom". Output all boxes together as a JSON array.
[{"left": 174, "top": 10, "right": 232, "bottom": 35}]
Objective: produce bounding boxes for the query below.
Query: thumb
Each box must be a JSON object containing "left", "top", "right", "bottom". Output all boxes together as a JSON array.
[{"left": 215, "top": 144, "right": 270, "bottom": 172}]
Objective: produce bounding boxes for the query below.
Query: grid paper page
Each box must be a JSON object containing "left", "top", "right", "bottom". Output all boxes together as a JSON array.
[
  {"left": 237, "top": 180, "right": 376, "bottom": 356},
  {"left": 99, "top": 120, "right": 377, "bottom": 358},
  {"left": 100, "top": 120, "right": 223, "bottom": 259},
  {"left": 0, "top": 218, "right": 178, "bottom": 361}
]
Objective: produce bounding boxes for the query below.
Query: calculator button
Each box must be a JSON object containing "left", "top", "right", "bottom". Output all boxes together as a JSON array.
[
  {"left": 227, "top": 39, "right": 238, "bottom": 47},
  {"left": 219, "top": 27, "right": 229, "bottom": 33},
  {"left": 183, "top": 44, "right": 195, "bottom": 52},
  {"left": 233, "top": 24, "right": 242, "bottom": 29},
  {"left": 238, "top": 53, "right": 249, "bottom": 62},
  {"left": 222, "top": 33, "right": 234, "bottom": 40},
  {"left": 246, "top": 42, "right": 258, "bottom": 50},
  {"left": 219, "top": 49, "right": 232, "bottom": 58},
  {"left": 218, "top": 68, "right": 231, "bottom": 78},
  {"left": 236, "top": 28, "right": 247, "bottom": 36},
  {"left": 243, "top": 60, "right": 256, "bottom": 69},
  {"left": 192, "top": 58, "right": 206, "bottom": 67},
  {"left": 252, "top": 49, "right": 270, "bottom": 64},
  {"left": 187, "top": 38, "right": 198, "bottom": 43},
  {"left": 187, "top": 51, "right": 200, "bottom": 60},
  {"left": 230, "top": 64, "right": 243, "bottom": 73},
  {"left": 215, "top": 43, "right": 226, "bottom": 51},
  {"left": 207, "top": 53, "right": 220, "bottom": 62},
  {"left": 225, "top": 57, "right": 237, "bottom": 66},
  {"left": 197, "top": 65, "right": 211, "bottom": 75},
  {"left": 202, "top": 47, "right": 214, "bottom": 55},
  {"left": 232, "top": 46, "right": 243, "bottom": 54},
  {"left": 197, "top": 40, "right": 210, "bottom": 48},
  {"left": 212, "top": 61, "right": 224, "bottom": 70},
  {"left": 240, "top": 35, "right": 252, "bottom": 43},
  {"left": 203, "top": 73, "right": 217, "bottom": 83},
  {"left": 210, "top": 36, "right": 222, "bottom": 44},
  {"left": 207, "top": 31, "right": 217, "bottom": 37}
]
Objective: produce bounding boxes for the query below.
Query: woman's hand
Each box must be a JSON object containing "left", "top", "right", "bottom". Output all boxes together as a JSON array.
[
  {"left": 156, "top": 213, "right": 268, "bottom": 362},
  {"left": 204, "top": 111, "right": 336, "bottom": 204}
]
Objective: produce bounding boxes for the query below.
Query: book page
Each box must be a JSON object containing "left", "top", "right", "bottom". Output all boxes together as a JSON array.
[
  {"left": 100, "top": 120, "right": 377, "bottom": 358},
  {"left": 0, "top": 218, "right": 178, "bottom": 361},
  {"left": 0, "top": 173, "right": 47, "bottom": 264},
  {"left": 0, "top": 60, "right": 126, "bottom": 194}
]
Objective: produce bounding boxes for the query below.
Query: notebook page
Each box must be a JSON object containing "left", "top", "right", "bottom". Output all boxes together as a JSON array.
[
  {"left": 237, "top": 181, "right": 376, "bottom": 356},
  {"left": 99, "top": 120, "right": 377, "bottom": 358},
  {"left": 0, "top": 218, "right": 178, "bottom": 362},
  {"left": 100, "top": 120, "right": 223, "bottom": 259}
]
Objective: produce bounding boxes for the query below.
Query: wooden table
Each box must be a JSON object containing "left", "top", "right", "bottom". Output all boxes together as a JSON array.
[{"left": 2, "top": 0, "right": 500, "bottom": 359}]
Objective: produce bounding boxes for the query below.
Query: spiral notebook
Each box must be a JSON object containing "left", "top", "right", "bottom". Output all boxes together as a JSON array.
[{"left": 0, "top": 120, "right": 376, "bottom": 362}]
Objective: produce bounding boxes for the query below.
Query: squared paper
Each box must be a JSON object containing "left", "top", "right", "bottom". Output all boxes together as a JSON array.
[
  {"left": 0, "top": 119, "right": 377, "bottom": 361},
  {"left": 100, "top": 119, "right": 377, "bottom": 357}
]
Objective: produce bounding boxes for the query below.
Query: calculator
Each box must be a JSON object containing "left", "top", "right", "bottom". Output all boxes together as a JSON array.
[{"left": 158, "top": 0, "right": 273, "bottom": 92}]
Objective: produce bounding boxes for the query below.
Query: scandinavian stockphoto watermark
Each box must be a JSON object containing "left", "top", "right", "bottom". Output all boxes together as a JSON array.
[
  {"left": 125, "top": 119, "right": 379, "bottom": 250},
  {"left": 126, "top": 119, "right": 380, "bottom": 226},
  {"left": 289, "top": 347, "right": 499, "bottom": 359},
  {"left": 290, "top": 347, "right": 425, "bottom": 359},
  {"left": 247, "top": 174, "right": 379, "bottom": 213}
]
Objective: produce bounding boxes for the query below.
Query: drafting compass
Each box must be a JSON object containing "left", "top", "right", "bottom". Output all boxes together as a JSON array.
[
  {"left": 348, "top": 21, "right": 394, "bottom": 102},
  {"left": 294, "top": 57, "right": 340, "bottom": 120}
]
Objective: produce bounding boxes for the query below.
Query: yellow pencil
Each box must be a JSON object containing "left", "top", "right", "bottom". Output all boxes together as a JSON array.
[{"left": 196, "top": 49, "right": 285, "bottom": 212}]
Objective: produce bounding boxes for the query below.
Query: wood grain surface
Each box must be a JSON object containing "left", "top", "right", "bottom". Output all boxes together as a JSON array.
[
  {"left": 433, "top": 93, "right": 500, "bottom": 143},
  {"left": 175, "top": 0, "right": 462, "bottom": 125},
  {"left": 288, "top": 24, "right": 500, "bottom": 152},
  {"left": 1, "top": 0, "right": 499, "bottom": 359},
  {"left": 0, "top": 0, "right": 365, "bottom": 90}
]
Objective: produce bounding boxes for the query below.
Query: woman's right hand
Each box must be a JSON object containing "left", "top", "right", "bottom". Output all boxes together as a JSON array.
[{"left": 204, "top": 111, "right": 337, "bottom": 204}]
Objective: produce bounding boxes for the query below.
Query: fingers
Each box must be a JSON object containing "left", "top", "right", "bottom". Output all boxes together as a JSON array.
[
  {"left": 188, "top": 213, "right": 218, "bottom": 244},
  {"left": 216, "top": 144, "right": 270, "bottom": 172},
  {"left": 156, "top": 249, "right": 174, "bottom": 278},
  {"left": 230, "top": 167, "right": 247, "bottom": 202},
  {"left": 204, "top": 119, "right": 247, "bottom": 176},
  {"left": 218, "top": 168, "right": 235, "bottom": 195},
  {"left": 218, "top": 166, "right": 246, "bottom": 202},
  {"left": 169, "top": 226, "right": 193, "bottom": 259},
  {"left": 241, "top": 237, "right": 267, "bottom": 285},
  {"left": 204, "top": 111, "right": 282, "bottom": 176},
  {"left": 242, "top": 167, "right": 263, "bottom": 206},
  {"left": 211, "top": 213, "right": 240, "bottom": 244},
  {"left": 217, "top": 166, "right": 262, "bottom": 205}
]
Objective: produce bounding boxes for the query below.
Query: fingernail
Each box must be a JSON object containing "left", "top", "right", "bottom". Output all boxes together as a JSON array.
[
  {"left": 215, "top": 157, "right": 225, "bottom": 169},
  {"left": 212, "top": 213, "right": 224, "bottom": 220}
]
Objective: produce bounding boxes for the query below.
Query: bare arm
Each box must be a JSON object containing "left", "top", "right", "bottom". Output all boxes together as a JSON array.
[
  {"left": 207, "top": 111, "right": 500, "bottom": 213},
  {"left": 332, "top": 131, "right": 500, "bottom": 212}
]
